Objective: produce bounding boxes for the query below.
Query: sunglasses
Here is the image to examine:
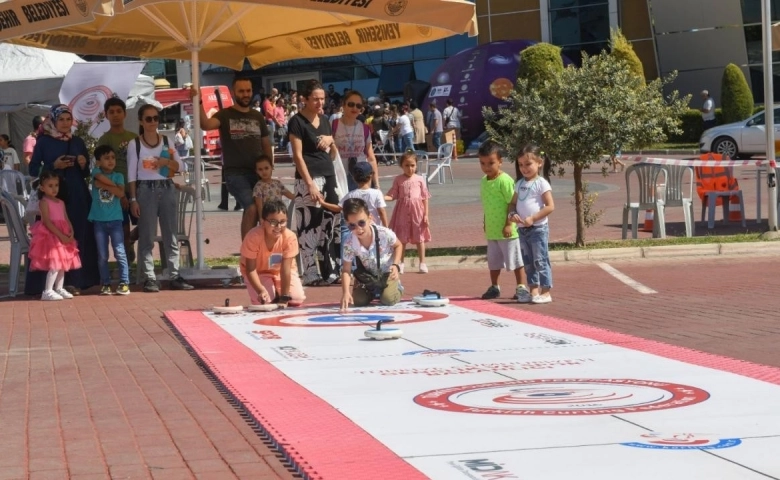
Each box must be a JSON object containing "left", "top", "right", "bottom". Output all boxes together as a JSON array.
[
  {"left": 265, "top": 219, "right": 286, "bottom": 228},
  {"left": 347, "top": 219, "right": 368, "bottom": 230},
  {"left": 346, "top": 101, "right": 363, "bottom": 109},
  {"left": 144, "top": 115, "right": 160, "bottom": 123}
]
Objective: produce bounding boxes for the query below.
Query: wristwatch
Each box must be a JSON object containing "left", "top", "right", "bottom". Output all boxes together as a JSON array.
[{"left": 129, "top": 197, "right": 137, "bottom": 203}]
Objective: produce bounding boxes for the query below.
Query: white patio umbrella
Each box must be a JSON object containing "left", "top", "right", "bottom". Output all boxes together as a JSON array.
[{"left": 2, "top": 0, "right": 478, "bottom": 270}]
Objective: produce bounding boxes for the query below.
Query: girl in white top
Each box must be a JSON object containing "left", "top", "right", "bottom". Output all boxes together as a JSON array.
[
  {"left": 508, "top": 144, "right": 555, "bottom": 304},
  {"left": 397, "top": 104, "right": 414, "bottom": 152},
  {"left": 127, "top": 104, "right": 191, "bottom": 292},
  {"left": 0, "top": 134, "right": 20, "bottom": 170}
]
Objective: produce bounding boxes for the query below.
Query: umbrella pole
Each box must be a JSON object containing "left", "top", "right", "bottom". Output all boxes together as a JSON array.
[{"left": 191, "top": 48, "right": 206, "bottom": 269}]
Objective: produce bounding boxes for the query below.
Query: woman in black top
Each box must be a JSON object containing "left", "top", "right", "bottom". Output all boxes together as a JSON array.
[{"left": 288, "top": 79, "right": 341, "bottom": 286}]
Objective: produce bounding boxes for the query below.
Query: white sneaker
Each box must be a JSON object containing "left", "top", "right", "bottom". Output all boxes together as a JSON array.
[
  {"left": 418, "top": 263, "right": 428, "bottom": 274},
  {"left": 41, "top": 290, "right": 63, "bottom": 301},
  {"left": 516, "top": 285, "right": 532, "bottom": 303},
  {"left": 532, "top": 294, "right": 552, "bottom": 304},
  {"left": 55, "top": 288, "right": 74, "bottom": 299}
]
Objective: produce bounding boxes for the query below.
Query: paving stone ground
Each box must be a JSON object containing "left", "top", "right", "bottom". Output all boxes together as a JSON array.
[{"left": 0, "top": 155, "right": 778, "bottom": 479}]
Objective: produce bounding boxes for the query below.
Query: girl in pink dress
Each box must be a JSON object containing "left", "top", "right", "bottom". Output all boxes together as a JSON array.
[
  {"left": 384, "top": 151, "right": 431, "bottom": 273},
  {"left": 29, "top": 170, "right": 81, "bottom": 301}
]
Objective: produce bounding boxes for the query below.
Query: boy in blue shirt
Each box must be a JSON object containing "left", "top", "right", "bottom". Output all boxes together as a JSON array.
[{"left": 89, "top": 145, "right": 130, "bottom": 295}]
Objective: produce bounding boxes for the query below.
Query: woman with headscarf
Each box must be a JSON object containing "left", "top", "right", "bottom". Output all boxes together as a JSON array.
[{"left": 25, "top": 104, "right": 99, "bottom": 295}]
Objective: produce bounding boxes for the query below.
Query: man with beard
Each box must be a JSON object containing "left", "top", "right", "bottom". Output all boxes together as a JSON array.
[{"left": 191, "top": 78, "right": 272, "bottom": 238}]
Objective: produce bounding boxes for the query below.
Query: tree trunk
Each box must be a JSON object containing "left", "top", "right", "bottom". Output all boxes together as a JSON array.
[{"left": 573, "top": 163, "right": 585, "bottom": 247}]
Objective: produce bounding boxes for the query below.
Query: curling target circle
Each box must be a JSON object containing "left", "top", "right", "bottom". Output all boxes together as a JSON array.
[
  {"left": 253, "top": 310, "right": 447, "bottom": 327},
  {"left": 414, "top": 378, "right": 709, "bottom": 415}
]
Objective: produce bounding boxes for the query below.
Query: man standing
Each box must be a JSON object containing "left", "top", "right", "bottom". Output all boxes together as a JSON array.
[
  {"left": 22, "top": 116, "right": 45, "bottom": 175},
  {"left": 442, "top": 98, "right": 461, "bottom": 160},
  {"left": 327, "top": 84, "right": 341, "bottom": 106},
  {"left": 97, "top": 97, "right": 139, "bottom": 263},
  {"left": 427, "top": 101, "right": 443, "bottom": 151},
  {"left": 191, "top": 78, "right": 273, "bottom": 238},
  {"left": 700, "top": 90, "right": 716, "bottom": 131}
]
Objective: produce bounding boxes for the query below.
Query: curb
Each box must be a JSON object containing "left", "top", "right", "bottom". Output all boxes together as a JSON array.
[{"left": 405, "top": 241, "right": 780, "bottom": 270}]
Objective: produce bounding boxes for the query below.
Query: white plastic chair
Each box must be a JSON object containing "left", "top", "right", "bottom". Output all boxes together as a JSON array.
[
  {"left": 182, "top": 157, "right": 210, "bottom": 202},
  {"left": 663, "top": 165, "right": 695, "bottom": 237},
  {"left": 414, "top": 150, "right": 429, "bottom": 186},
  {"left": 426, "top": 143, "right": 454, "bottom": 184},
  {"left": 0, "top": 171, "right": 31, "bottom": 220},
  {"left": 622, "top": 164, "right": 668, "bottom": 239},
  {"left": 0, "top": 191, "right": 29, "bottom": 297}
]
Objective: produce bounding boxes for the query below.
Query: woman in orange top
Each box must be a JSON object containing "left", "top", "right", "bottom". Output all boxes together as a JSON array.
[{"left": 240, "top": 199, "right": 305, "bottom": 307}]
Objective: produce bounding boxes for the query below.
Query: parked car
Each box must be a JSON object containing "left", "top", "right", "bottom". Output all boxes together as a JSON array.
[{"left": 699, "top": 107, "right": 780, "bottom": 158}]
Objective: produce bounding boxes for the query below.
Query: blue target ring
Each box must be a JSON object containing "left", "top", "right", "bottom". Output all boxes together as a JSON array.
[{"left": 308, "top": 314, "right": 395, "bottom": 323}]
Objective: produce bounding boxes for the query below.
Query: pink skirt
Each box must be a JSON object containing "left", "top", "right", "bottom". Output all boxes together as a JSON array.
[{"left": 29, "top": 220, "right": 81, "bottom": 272}]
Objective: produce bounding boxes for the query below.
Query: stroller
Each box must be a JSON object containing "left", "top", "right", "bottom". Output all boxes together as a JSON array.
[{"left": 373, "top": 130, "right": 396, "bottom": 166}]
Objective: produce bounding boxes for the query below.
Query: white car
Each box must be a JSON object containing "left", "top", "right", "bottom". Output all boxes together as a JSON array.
[{"left": 699, "top": 107, "right": 780, "bottom": 158}]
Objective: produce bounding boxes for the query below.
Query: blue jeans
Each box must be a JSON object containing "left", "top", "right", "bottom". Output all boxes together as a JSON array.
[
  {"left": 94, "top": 220, "right": 129, "bottom": 285},
  {"left": 519, "top": 223, "right": 552, "bottom": 289},
  {"left": 225, "top": 172, "right": 259, "bottom": 209},
  {"left": 402, "top": 133, "right": 414, "bottom": 152},
  {"left": 432, "top": 132, "right": 442, "bottom": 150}
]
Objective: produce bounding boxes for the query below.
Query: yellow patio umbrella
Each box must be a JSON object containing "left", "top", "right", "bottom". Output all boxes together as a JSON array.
[{"left": 1, "top": 0, "right": 477, "bottom": 271}]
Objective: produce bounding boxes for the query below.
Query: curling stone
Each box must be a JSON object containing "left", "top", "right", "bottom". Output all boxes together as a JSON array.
[
  {"left": 413, "top": 290, "right": 450, "bottom": 307},
  {"left": 247, "top": 303, "right": 280, "bottom": 312},
  {"left": 212, "top": 298, "right": 244, "bottom": 314},
  {"left": 364, "top": 319, "right": 403, "bottom": 340}
]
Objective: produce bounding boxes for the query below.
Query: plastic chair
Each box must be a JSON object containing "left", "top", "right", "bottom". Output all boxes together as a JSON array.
[
  {"left": 182, "top": 157, "right": 210, "bottom": 202},
  {"left": 663, "top": 165, "right": 695, "bottom": 237},
  {"left": 426, "top": 143, "right": 454, "bottom": 184},
  {"left": 373, "top": 130, "right": 395, "bottom": 166},
  {"left": 622, "top": 164, "right": 668, "bottom": 239},
  {"left": 414, "top": 150, "right": 429, "bottom": 186},
  {"left": 0, "top": 191, "right": 29, "bottom": 297},
  {"left": 0, "top": 170, "right": 31, "bottom": 201},
  {"left": 695, "top": 154, "right": 746, "bottom": 229}
]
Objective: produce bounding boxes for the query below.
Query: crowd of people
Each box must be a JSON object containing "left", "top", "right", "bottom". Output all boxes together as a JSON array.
[{"left": 11, "top": 77, "right": 555, "bottom": 309}]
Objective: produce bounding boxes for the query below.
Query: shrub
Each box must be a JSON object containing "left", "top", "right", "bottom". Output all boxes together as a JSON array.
[
  {"left": 610, "top": 29, "right": 644, "bottom": 81},
  {"left": 720, "top": 63, "right": 754, "bottom": 124},
  {"left": 517, "top": 43, "right": 564, "bottom": 86}
]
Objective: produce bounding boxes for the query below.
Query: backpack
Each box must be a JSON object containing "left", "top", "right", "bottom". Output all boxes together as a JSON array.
[{"left": 135, "top": 134, "right": 174, "bottom": 178}]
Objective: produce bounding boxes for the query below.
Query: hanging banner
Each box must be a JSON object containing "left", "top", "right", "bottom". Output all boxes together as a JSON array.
[{"left": 59, "top": 60, "right": 145, "bottom": 137}]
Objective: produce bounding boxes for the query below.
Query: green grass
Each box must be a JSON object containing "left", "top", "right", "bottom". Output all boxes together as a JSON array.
[{"left": 646, "top": 142, "right": 699, "bottom": 150}]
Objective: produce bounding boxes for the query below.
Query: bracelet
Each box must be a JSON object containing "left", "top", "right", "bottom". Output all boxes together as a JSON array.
[
  {"left": 392, "top": 264, "right": 401, "bottom": 271},
  {"left": 129, "top": 197, "right": 137, "bottom": 203}
]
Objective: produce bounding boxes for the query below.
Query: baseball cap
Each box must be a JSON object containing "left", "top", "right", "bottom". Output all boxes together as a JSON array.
[{"left": 352, "top": 161, "right": 374, "bottom": 181}]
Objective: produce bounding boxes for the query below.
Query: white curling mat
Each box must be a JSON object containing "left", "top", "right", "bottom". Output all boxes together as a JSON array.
[{"left": 201, "top": 301, "right": 780, "bottom": 479}]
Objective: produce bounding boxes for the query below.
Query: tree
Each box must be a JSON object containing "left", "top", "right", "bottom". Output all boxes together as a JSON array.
[
  {"left": 720, "top": 63, "right": 754, "bottom": 124},
  {"left": 609, "top": 28, "right": 644, "bottom": 81},
  {"left": 516, "top": 42, "right": 565, "bottom": 181},
  {"left": 483, "top": 52, "right": 690, "bottom": 246}
]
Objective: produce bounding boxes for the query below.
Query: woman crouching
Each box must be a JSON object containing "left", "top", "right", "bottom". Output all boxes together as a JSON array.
[
  {"left": 340, "top": 198, "right": 402, "bottom": 312},
  {"left": 240, "top": 200, "right": 305, "bottom": 307}
]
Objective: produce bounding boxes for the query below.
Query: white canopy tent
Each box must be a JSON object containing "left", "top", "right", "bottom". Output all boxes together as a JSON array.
[{"left": 0, "top": 44, "right": 157, "bottom": 161}]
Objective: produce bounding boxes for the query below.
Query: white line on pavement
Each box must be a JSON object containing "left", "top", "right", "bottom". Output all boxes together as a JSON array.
[{"left": 596, "top": 262, "right": 657, "bottom": 294}]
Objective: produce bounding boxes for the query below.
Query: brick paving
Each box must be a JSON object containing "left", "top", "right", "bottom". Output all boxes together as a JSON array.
[{"left": 0, "top": 155, "right": 779, "bottom": 479}]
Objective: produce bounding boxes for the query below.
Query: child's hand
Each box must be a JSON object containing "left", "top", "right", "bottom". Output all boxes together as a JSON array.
[
  {"left": 509, "top": 213, "right": 521, "bottom": 224},
  {"left": 422, "top": 215, "right": 429, "bottom": 227},
  {"left": 60, "top": 234, "right": 73, "bottom": 244},
  {"left": 256, "top": 287, "right": 271, "bottom": 304},
  {"left": 502, "top": 224, "right": 513, "bottom": 238},
  {"left": 340, "top": 292, "right": 353, "bottom": 312}
]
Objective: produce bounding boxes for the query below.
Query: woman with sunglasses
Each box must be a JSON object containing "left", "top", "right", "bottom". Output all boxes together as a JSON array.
[
  {"left": 288, "top": 79, "right": 341, "bottom": 286},
  {"left": 25, "top": 104, "right": 100, "bottom": 296},
  {"left": 127, "top": 104, "right": 193, "bottom": 292},
  {"left": 332, "top": 90, "right": 380, "bottom": 191},
  {"left": 240, "top": 199, "right": 305, "bottom": 307},
  {"left": 340, "top": 198, "right": 402, "bottom": 312}
]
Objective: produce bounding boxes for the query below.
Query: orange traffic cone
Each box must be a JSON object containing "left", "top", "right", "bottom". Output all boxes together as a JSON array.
[
  {"left": 728, "top": 197, "right": 742, "bottom": 222},
  {"left": 642, "top": 210, "right": 654, "bottom": 232}
]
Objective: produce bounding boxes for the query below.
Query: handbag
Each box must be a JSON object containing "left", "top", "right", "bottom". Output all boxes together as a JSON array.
[
  {"left": 352, "top": 225, "right": 389, "bottom": 291},
  {"left": 332, "top": 150, "right": 349, "bottom": 199}
]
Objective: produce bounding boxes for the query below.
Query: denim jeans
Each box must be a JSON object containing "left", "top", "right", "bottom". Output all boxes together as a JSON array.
[
  {"left": 519, "top": 223, "right": 552, "bottom": 289},
  {"left": 137, "top": 181, "right": 179, "bottom": 282},
  {"left": 432, "top": 132, "right": 442, "bottom": 150},
  {"left": 225, "top": 172, "right": 259, "bottom": 209},
  {"left": 402, "top": 133, "right": 414, "bottom": 152},
  {"left": 94, "top": 220, "right": 129, "bottom": 284}
]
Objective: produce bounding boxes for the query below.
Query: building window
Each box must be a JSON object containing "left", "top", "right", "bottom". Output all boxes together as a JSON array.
[
  {"left": 549, "top": 0, "right": 609, "bottom": 66},
  {"left": 740, "top": 0, "right": 780, "bottom": 24}
]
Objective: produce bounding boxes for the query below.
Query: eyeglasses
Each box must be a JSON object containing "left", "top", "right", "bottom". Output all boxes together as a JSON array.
[
  {"left": 346, "top": 101, "right": 363, "bottom": 109},
  {"left": 347, "top": 219, "right": 368, "bottom": 230},
  {"left": 265, "top": 219, "right": 286, "bottom": 228},
  {"left": 144, "top": 115, "right": 160, "bottom": 123}
]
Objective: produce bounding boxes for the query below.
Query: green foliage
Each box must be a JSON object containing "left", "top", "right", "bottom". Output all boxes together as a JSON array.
[
  {"left": 609, "top": 29, "right": 644, "bottom": 81},
  {"left": 517, "top": 43, "right": 564, "bottom": 87},
  {"left": 484, "top": 51, "right": 690, "bottom": 246},
  {"left": 73, "top": 113, "right": 104, "bottom": 159},
  {"left": 667, "top": 109, "right": 704, "bottom": 143},
  {"left": 720, "top": 64, "right": 754, "bottom": 124}
]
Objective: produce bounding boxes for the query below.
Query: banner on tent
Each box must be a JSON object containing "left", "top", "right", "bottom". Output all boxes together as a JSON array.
[{"left": 59, "top": 61, "right": 145, "bottom": 138}]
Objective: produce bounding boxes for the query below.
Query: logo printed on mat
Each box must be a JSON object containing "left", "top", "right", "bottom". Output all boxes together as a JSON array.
[
  {"left": 472, "top": 318, "right": 510, "bottom": 328},
  {"left": 247, "top": 330, "right": 281, "bottom": 340},
  {"left": 403, "top": 349, "right": 475, "bottom": 356},
  {"left": 414, "top": 379, "right": 710, "bottom": 415},
  {"left": 272, "top": 346, "right": 309, "bottom": 359},
  {"left": 524, "top": 332, "right": 571, "bottom": 345},
  {"left": 253, "top": 310, "right": 447, "bottom": 327},
  {"left": 449, "top": 458, "right": 519, "bottom": 479},
  {"left": 621, "top": 432, "right": 742, "bottom": 450}
]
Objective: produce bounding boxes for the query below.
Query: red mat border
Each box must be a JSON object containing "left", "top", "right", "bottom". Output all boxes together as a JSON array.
[{"left": 165, "top": 299, "right": 780, "bottom": 479}]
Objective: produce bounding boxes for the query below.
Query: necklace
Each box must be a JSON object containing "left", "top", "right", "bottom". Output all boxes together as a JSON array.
[
  {"left": 142, "top": 133, "right": 161, "bottom": 148},
  {"left": 516, "top": 177, "right": 538, "bottom": 202}
]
